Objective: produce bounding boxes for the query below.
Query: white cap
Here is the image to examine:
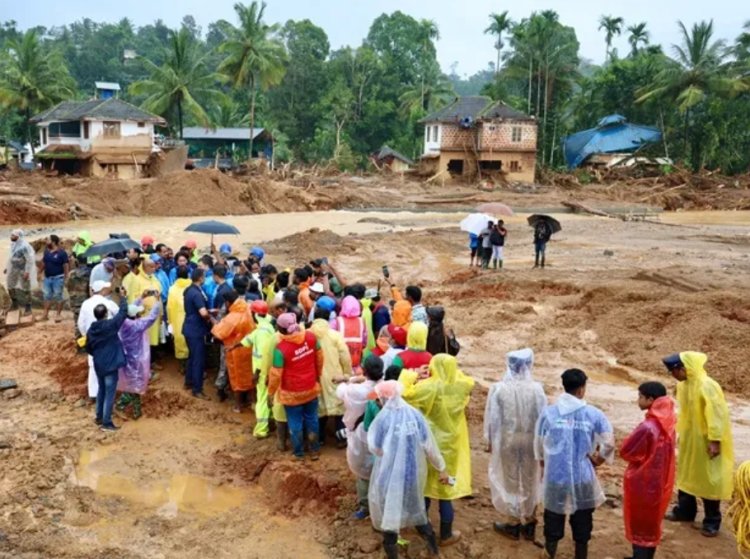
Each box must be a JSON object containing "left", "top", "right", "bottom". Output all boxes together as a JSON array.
[
  {"left": 92, "top": 280, "right": 112, "bottom": 293},
  {"left": 309, "top": 282, "right": 325, "bottom": 294},
  {"left": 127, "top": 304, "right": 145, "bottom": 318},
  {"left": 365, "top": 288, "right": 379, "bottom": 299}
]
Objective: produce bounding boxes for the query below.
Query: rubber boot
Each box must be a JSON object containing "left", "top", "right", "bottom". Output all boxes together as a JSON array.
[
  {"left": 276, "top": 422, "right": 288, "bottom": 451},
  {"left": 492, "top": 258, "right": 497, "bottom": 269},
  {"left": 419, "top": 525, "right": 440, "bottom": 556},
  {"left": 522, "top": 522, "right": 536, "bottom": 542},
  {"left": 544, "top": 541, "right": 558, "bottom": 559},
  {"left": 383, "top": 541, "right": 399, "bottom": 559},
  {"left": 498, "top": 259, "right": 503, "bottom": 269},
  {"left": 494, "top": 522, "right": 521, "bottom": 541},
  {"left": 574, "top": 542, "right": 588, "bottom": 559},
  {"left": 439, "top": 521, "right": 461, "bottom": 547},
  {"left": 534, "top": 254, "right": 540, "bottom": 268}
]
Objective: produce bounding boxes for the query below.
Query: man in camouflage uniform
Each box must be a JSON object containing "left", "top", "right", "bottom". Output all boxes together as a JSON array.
[{"left": 66, "top": 255, "right": 91, "bottom": 342}]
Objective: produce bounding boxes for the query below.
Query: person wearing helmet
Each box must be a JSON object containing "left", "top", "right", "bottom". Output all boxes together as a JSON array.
[{"left": 239, "top": 300, "right": 276, "bottom": 439}]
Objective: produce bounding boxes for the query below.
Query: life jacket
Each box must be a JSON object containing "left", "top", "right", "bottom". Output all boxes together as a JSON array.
[
  {"left": 398, "top": 349, "right": 432, "bottom": 370},
  {"left": 338, "top": 316, "right": 364, "bottom": 367},
  {"left": 276, "top": 331, "right": 318, "bottom": 394}
]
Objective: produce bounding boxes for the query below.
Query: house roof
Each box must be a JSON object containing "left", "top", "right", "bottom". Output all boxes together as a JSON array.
[
  {"left": 182, "top": 127, "right": 269, "bottom": 141},
  {"left": 373, "top": 145, "right": 414, "bottom": 165},
  {"left": 31, "top": 98, "right": 166, "bottom": 125},
  {"left": 563, "top": 115, "right": 662, "bottom": 169},
  {"left": 95, "top": 81, "right": 121, "bottom": 91},
  {"left": 421, "top": 96, "right": 533, "bottom": 123},
  {"left": 7, "top": 140, "right": 28, "bottom": 154}
]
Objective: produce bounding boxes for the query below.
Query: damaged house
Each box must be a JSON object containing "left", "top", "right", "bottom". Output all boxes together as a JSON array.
[
  {"left": 30, "top": 98, "right": 165, "bottom": 178},
  {"left": 420, "top": 96, "right": 537, "bottom": 183}
]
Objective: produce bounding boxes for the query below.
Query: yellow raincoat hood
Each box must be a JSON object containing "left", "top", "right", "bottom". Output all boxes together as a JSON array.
[
  {"left": 401, "top": 354, "right": 475, "bottom": 500},
  {"left": 675, "top": 351, "right": 734, "bottom": 500},
  {"left": 406, "top": 322, "right": 428, "bottom": 351}
]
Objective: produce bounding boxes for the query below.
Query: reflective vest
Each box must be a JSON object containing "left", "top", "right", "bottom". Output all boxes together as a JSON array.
[
  {"left": 277, "top": 331, "right": 318, "bottom": 394},
  {"left": 337, "top": 316, "right": 364, "bottom": 367}
]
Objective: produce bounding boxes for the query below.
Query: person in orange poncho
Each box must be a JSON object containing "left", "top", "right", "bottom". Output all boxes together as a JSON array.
[
  {"left": 212, "top": 290, "right": 255, "bottom": 412},
  {"left": 391, "top": 300, "right": 412, "bottom": 330},
  {"left": 620, "top": 382, "right": 676, "bottom": 559}
]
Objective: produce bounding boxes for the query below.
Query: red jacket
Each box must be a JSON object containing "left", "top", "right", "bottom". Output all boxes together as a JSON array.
[
  {"left": 268, "top": 330, "right": 324, "bottom": 406},
  {"left": 621, "top": 397, "right": 677, "bottom": 547}
]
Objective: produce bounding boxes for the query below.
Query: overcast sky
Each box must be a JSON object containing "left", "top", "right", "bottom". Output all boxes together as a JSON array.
[{"left": 4, "top": 0, "right": 746, "bottom": 75}]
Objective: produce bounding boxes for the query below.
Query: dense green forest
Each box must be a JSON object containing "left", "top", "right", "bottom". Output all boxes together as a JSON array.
[{"left": 0, "top": 4, "right": 748, "bottom": 173}]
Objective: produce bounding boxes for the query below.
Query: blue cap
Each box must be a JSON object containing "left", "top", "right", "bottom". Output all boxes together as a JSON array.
[
  {"left": 150, "top": 253, "right": 161, "bottom": 263},
  {"left": 250, "top": 246, "right": 265, "bottom": 260},
  {"left": 662, "top": 353, "right": 683, "bottom": 371},
  {"left": 219, "top": 243, "right": 232, "bottom": 254},
  {"left": 316, "top": 296, "right": 336, "bottom": 312}
]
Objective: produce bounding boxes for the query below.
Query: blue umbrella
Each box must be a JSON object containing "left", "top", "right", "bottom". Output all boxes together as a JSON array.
[
  {"left": 184, "top": 220, "right": 240, "bottom": 247},
  {"left": 84, "top": 237, "right": 140, "bottom": 258}
]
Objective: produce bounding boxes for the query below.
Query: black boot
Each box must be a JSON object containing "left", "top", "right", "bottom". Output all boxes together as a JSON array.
[
  {"left": 383, "top": 541, "right": 399, "bottom": 559},
  {"left": 541, "top": 254, "right": 546, "bottom": 269},
  {"left": 276, "top": 422, "right": 288, "bottom": 451},
  {"left": 544, "top": 541, "right": 558, "bottom": 558},
  {"left": 417, "top": 524, "right": 439, "bottom": 556},
  {"left": 521, "top": 521, "right": 536, "bottom": 541},
  {"left": 439, "top": 521, "right": 461, "bottom": 546},
  {"left": 575, "top": 542, "right": 588, "bottom": 559},
  {"left": 493, "top": 522, "right": 521, "bottom": 541}
]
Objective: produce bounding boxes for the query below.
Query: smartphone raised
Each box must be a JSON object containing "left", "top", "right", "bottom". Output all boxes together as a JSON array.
[{"left": 382, "top": 265, "right": 390, "bottom": 279}]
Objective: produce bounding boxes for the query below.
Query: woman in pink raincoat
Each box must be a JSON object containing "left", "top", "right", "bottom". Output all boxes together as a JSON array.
[{"left": 116, "top": 299, "right": 161, "bottom": 419}]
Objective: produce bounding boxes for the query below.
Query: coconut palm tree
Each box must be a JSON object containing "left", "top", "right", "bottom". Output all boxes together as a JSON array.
[
  {"left": 484, "top": 11, "right": 512, "bottom": 75},
  {"left": 599, "top": 15, "right": 624, "bottom": 61},
  {"left": 129, "top": 27, "right": 224, "bottom": 138},
  {"left": 627, "top": 22, "right": 650, "bottom": 56},
  {"left": 218, "top": 1, "right": 287, "bottom": 160},
  {"left": 399, "top": 73, "right": 454, "bottom": 118},
  {"left": 0, "top": 29, "right": 75, "bottom": 150}
]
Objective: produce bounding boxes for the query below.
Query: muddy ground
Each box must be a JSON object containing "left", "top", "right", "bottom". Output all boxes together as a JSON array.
[{"left": 1, "top": 208, "right": 750, "bottom": 559}]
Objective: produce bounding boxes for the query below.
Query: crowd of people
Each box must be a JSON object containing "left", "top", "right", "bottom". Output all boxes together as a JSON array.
[
  {"left": 2, "top": 228, "right": 742, "bottom": 558},
  {"left": 468, "top": 217, "right": 552, "bottom": 270}
]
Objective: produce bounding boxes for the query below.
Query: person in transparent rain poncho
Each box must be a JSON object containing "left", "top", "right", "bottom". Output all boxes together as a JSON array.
[
  {"left": 367, "top": 380, "right": 451, "bottom": 559},
  {"left": 484, "top": 348, "right": 547, "bottom": 543},
  {"left": 535, "top": 369, "right": 615, "bottom": 559}
]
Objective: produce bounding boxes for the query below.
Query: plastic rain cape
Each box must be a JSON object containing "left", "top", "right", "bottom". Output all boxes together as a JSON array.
[
  {"left": 337, "top": 379, "right": 379, "bottom": 480},
  {"left": 117, "top": 305, "right": 160, "bottom": 394},
  {"left": 484, "top": 349, "right": 547, "bottom": 520},
  {"left": 535, "top": 392, "right": 615, "bottom": 515},
  {"left": 400, "top": 354, "right": 474, "bottom": 500},
  {"left": 367, "top": 391, "right": 445, "bottom": 532},
  {"left": 675, "top": 351, "right": 734, "bottom": 500},
  {"left": 6, "top": 230, "right": 37, "bottom": 290}
]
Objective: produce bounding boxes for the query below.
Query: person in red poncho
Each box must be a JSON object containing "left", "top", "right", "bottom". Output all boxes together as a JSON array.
[{"left": 620, "top": 382, "right": 676, "bottom": 559}]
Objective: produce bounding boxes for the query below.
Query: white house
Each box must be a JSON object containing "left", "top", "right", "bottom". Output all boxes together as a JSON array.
[{"left": 31, "top": 98, "right": 166, "bottom": 178}]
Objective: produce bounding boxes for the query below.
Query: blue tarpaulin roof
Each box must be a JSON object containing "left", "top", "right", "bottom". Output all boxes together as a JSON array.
[{"left": 563, "top": 115, "right": 661, "bottom": 169}]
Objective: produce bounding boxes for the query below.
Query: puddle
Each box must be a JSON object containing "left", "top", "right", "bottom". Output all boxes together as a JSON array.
[{"left": 74, "top": 446, "right": 246, "bottom": 517}]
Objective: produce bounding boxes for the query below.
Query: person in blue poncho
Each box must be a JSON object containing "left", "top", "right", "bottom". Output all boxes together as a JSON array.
[{"left": 535, "top": 368, "right": 615, "bottom": 559}]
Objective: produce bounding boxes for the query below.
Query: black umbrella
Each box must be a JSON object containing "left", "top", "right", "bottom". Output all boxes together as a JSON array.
[
  {"left": 184, "top": 220, "right": 240, "bottom": 247},
  {"left": 84, "top": 237, "right": 141, "bottom": 258},
  {"left": 527, "top": 214, "right": 562, "bottom": 234}
]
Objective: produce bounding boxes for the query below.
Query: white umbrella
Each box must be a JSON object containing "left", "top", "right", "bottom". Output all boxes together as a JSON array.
[{"left": 459, "top": 213, "right": 495, "bottom": 236}]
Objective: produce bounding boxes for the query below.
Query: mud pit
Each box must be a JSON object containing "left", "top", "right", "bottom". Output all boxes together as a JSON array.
[{"left": 1, "top": 209, "right": 750, "bottom": 559}]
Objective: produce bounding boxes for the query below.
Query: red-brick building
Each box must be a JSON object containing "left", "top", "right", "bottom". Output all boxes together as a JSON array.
[{"left": 420, "top": 96, "right": 537, "bottom": 183}]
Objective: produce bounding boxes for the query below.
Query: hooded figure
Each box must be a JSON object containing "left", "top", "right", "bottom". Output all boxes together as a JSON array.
[
  {"left": 400, "top": 354, "right": 474, "bottom": 545},
  {"left": 72, "top": 230, "right": 100, "bottom": 264},
  {"left": 335, "top": 295, "right": 367, "bottom": 370},
  {"left": 392, "top": 322, "right": 431, "bottom": 373},
  {"left": 310, "top": 316, "right": 352, "bottom": 418},
  {"left": 367, "top": 380, "right": 444, "bottom": 557},
  {"left": 212, "top": 297, "right": 255, "bottom": 394},
  {"left": 5, "top": 229, "right": 37, "bottom": 310},
  {"left": 131, "top": 261, "right": 163, "bottom": 346},
  {"left": 484, "top": 349, "right": 547, "bottom": 540},
  {"left": 621, "top": 394, "right": 676, "bottom": 552},
  {"left": 166, "top": 274, "right": 192, "bottom": 360},
  {"left": 665, "top": 352, "right": 734, "bottom": 536},
  {"left": 426, "top": 306, "right": 449, "bottom": 356},
  {"left": 241, "top": 301, "right": 276, "bottom": 439},
  {"left": 116, "top": 301, "right": 162, "bottom": 419}
]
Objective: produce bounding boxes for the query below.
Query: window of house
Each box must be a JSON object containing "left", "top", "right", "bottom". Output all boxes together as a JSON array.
[
  {"left": 83, "top": 121, "right": 89, "bottom": 139},
  {"left": 511, "top": 127, "right": 522, "bottom": 142},
  {"left": 432, "top": 125, "right": 438, "bottom": 142},
  {"left": 42, "top": 128, "right": 47, "bottom": 144},
  {"left": 137, "top": 121, "right": 145, "bottom": 128},
  {"left": 103, "top": 121, "right": 121, "bottom": 138},
  {"left": 49, "top": 121, "right": 81, "bottom": 138},
  {"left": 425, "top": 127, "right": 430, "bottom": 142},
  {"left": 510, "top": 161, "right": 521, "bottom": 172}
]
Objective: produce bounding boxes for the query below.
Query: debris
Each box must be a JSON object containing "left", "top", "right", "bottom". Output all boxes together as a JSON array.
[
  {"left": 0, "top": 378, "right": 18, "bottom": 391},
  {"left": 603, "top": 250, "right": 614, "bottom": 257}
]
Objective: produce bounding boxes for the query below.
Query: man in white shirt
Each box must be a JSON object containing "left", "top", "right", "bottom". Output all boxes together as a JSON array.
[{"left": 78, "top": 281, "right": 120, "bottom": 399}]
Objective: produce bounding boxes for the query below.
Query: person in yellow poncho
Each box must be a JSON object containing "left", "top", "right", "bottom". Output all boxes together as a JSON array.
[
  {"left": 130, "top": 259, "right": 163, "bottom": 357},
  {"left": 167, "top": 265, "right": 192, "bottom": 370},
  {"left": 309, "top": 300, "right": 353, "bottom": 447},
  {"left": 663, "top": 351, "right": 734, "bottom": 538},
  {"left": 400, "top": 353, "right": 475, "bottom": 547},
  {"left": 72, "top": 231, "right": 101, "bottom": 264}
]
